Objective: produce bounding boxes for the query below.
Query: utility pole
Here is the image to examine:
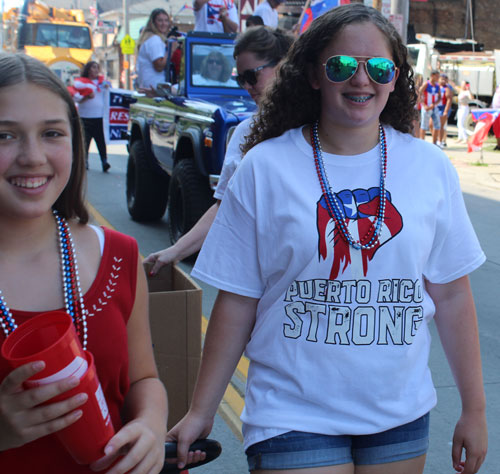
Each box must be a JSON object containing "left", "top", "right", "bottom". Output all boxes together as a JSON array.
[
  {"left": 391, "top": 0, "right": 409, "bottom": 44},
  {"left": 0, "top": 0, "right": 4, "bottom": 49},
  {"left": 123, "top": 0, "right": 130, "bottom": 89}
]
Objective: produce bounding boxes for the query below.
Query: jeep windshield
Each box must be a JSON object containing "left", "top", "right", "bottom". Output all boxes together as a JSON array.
[{"left": 190, "top": 42, "right": 240, "bottom": 89}]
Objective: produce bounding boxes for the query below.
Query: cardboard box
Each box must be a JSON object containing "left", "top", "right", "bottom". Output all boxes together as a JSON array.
[{"left": 145, "top": 262, "right": 202, "bottom": 429}]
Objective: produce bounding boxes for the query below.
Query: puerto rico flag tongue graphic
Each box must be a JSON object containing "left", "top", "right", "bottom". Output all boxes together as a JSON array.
[{"left": 317, "top": 187, "right": 403, "bottom": 279}]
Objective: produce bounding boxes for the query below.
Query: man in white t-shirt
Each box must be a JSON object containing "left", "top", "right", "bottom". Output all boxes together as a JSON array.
[
  {"left": 193, "top": 0, "right": 238, "bottom": 33},
  {"left": 253, "top": 0, "right": 282, "bottom": 28}
]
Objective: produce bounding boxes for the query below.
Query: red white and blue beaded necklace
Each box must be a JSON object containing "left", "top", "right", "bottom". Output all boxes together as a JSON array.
[
  {"left": 311, "top": 120, "right": 388, "bottom": 250},
  {"left": 0, "top": 210, "right": 88, "bottom": 349}
]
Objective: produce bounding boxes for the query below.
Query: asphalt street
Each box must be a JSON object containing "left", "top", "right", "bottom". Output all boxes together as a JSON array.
[{"left": 86, "top": 135, "right": 499, "bottom": 474}]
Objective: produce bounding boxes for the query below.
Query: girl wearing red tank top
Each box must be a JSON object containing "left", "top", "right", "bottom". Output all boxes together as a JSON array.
[{"left": 0, "top": 53, "right": 169, "bottom": 473}]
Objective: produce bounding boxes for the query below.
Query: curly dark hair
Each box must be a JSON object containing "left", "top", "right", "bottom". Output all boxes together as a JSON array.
[
  {"left": 242, "top": 3, "right": 417, "bottom": 154},
  {"left": 81, "top": 60, "right": 99, "bottom": 78},
  {"left": 234, "top": 26, "right": 294, "bottom": 64}
]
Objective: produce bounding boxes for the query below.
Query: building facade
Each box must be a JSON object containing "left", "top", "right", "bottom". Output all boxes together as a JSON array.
[{"left": 409, "top": 0, "right": 498, "bottom": 50}]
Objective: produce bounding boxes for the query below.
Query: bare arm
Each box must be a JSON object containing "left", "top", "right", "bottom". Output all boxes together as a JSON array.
[
  {"left": 419, "top": 82, "right": 429, "bottom": 110},
  {"left": 166, "top": 290, "right": 258, "bottom": 469},
  {"left": 153, "top": 53, "right": 168, "bottom": 72},
  {"left": 144, "top": 202, "right": 220, "bottom": 275},
  {"left": 427, "top": 275, "right": 487, "bottom": 474},
  {"left": 219, "top": 7, "right": 238, "bottom": 33},
  {"left": 91, "top": 255, "right": 168, "bottom": 473}
]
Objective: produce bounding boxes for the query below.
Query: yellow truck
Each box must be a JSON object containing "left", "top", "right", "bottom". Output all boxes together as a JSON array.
[{"left": 3, "top": 0, "right": 94, "bottom": 84}]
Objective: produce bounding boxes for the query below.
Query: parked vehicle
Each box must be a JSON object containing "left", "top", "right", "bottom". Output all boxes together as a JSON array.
[
  {"left": 2, "top": 0, "right": 93, "bottom": 84},
  {"left": 125, "top": 32, "right": 256, "bottom": 242}
]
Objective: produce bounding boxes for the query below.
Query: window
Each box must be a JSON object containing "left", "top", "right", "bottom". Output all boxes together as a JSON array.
[{"left": 190, "top": 43, "right": 239, "bottom": 89}]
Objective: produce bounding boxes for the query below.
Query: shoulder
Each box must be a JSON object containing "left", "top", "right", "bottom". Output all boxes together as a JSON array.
[
  {"left": 102, "top": 227, "right": 139, "bottom": 256},
  {"left": 241, "top": 127, "right": 304, "bottom": 171},
  {"left": 387, "top": 127, "right": 456, "bottom": 173},
  {"left": 145, "top": 35, "right": 163, "bottom": 47},
  {"left": 234, "top": 116, "right": 253, "bottom": 135}
]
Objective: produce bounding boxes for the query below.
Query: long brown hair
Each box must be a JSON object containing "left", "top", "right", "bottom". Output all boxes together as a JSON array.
[
  {"left": 0, "top": 53, "right": 88, "bottom": 223},
  {"left": 242, "top": 3, "right": 417, "bottom": 154},
  {"left": 137, "top": 8, "right": 170, "bottom": 51}
]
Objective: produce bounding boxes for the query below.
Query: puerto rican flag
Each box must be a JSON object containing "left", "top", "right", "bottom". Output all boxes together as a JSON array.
[
  {"left": 207, "top": 0, "right": 233, "bottom": 24},
  {"left": 300, "top": 0, "right": 350, "bottom": 34},
  {"left": 468, "top": 108, "right": 500, "bottom": 152},
  {"left": 68, "top": 75, "right": 109, "bottom": 102},
  {"left": 317, "top": 187, "right": 403, "bottom": 280}
]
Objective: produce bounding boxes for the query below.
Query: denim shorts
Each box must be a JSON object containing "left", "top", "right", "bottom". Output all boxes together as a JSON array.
[
  {"left": 421, "top": 107, "right": 441, "bottom": 130},
  {"left": 246, "top": 413, "right": 429, "bottom": 471}
]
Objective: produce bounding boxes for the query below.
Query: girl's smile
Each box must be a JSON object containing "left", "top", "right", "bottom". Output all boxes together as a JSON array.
[
  {"left": 0, "top": 82, "right": 72, "bottom": 219},
  {"left": 310, "top": 22, "right": 399, "bottom": 141}
]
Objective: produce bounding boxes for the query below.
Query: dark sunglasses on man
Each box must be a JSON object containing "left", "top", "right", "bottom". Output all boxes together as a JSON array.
[{"left": 236, "top": 60, "right": 278, "bottom": 87}]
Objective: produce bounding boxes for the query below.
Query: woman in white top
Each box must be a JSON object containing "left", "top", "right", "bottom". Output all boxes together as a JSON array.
[
  {"left": 456, "top": 80, "right": 473, "bottom": 143},
  {"left": 136, "top": 9, "right": 171, "bottom": 93},
  {"left": 76, "top": 61, "right": 111, "bottom": 172}
]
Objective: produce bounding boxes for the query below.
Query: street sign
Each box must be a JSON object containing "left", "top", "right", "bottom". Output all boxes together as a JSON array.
[{"left": 120, "top": 34, "right": 135, "bottom": 55}]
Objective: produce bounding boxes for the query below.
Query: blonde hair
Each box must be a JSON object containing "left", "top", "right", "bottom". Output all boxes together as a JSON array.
[
  {"left": 200, "top": 51, "right": 232, "bottom": 82},
  {"left": 137, "top": 8, "right": 171, "bottom": 51}
]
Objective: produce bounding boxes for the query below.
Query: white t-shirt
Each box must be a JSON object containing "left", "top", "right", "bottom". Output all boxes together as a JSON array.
[
  {"left": 253, "top": 0, "right": 278, "bottom": 28},
  {"left": 77, "top": 79, "right": 106, "bottom": 119},
  {"left": 214, "top": 117, "right": 253, "bottom": 200},
  {"left": 137, "top": 35, "right": 166, "bottom": 89},
  {"left": 193, "top": 0, "right": 238, "bottom": 33},
  {"left": 492, "top": 85, "right": 500, "bottom": 108},
  {"left": 192, "top": 126, "right": 485, "bottom": 450}
]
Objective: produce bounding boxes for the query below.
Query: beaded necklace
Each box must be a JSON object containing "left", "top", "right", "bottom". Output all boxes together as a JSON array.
[
  {"left": 311, "top": 121, "right": 387, "bottom": 250},
  {"left": 0, "top": 210, "right": 88, "bottom": 349}
]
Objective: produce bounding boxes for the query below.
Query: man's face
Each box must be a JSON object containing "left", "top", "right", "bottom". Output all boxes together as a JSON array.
[{"left": 430, "top": 73, "right": 439, "bottom": 84}]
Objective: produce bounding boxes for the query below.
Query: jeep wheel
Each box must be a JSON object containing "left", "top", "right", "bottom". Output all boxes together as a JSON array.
[
  {"left": 126, "top": 140, "right": 169, "bottom": 221},
  {"left": 167, "top": 160, "right": 214, "bottom": 243}
]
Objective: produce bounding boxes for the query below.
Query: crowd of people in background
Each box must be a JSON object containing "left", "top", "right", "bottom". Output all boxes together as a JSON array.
[
  {"left": 0, "top": 2, "right": 494, "bottom": 473},
  {"left": 64, "top": 1, "right": 500, "bottom": 161}
]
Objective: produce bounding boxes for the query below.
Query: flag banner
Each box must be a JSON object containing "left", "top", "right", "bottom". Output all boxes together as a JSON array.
[
  {"left": 300, "top": 0, "right": 350, "bottom": 34},
  {"left": 174, "top": 3, "right": 194, "bottom": 17},
  {"left": 468, "top": 108, "right": 500, "bottom": 153},
  {"left": 90, "top": 1, "right": 99, "bottom": 18},
  {"left": 104, "top": 88, "right": 134, "bottom": 144}
]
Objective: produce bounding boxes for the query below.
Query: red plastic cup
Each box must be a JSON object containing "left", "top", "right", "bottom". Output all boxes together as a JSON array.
[
  {"left": 53, "top": 350, "right": 115, "bottom": 464},
  {"left": 1, "top": 311, "right": 85, "bottom": 387},
  {"left": 1, "top": 311, "right": 115, "bottom": 464}
]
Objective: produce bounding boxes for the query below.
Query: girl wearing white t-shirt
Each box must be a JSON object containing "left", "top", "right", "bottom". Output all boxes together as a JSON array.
[
  {"left": 136, "top": 9, "right": 171, "bottom": 92},
  {"left": 167, "top": 5, "right": 487, "bottom": 474}
]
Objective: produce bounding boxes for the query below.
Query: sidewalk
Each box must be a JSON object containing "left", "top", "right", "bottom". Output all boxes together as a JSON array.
[{"left": 426, "top": 128, "right": 500, "bottom": 192}]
